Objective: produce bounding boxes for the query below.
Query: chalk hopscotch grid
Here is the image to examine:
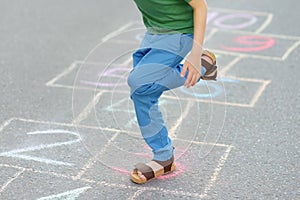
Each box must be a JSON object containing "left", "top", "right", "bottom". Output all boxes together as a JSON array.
[
  {"left": 0, "top": 118, "right": 233, "bottom": 199},
  {"left": 39, "top": 12, "right": 281, "bottom": 197}
]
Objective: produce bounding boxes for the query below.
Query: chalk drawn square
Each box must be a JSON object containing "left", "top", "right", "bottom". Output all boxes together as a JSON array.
[
  {"left": 0, "top": 165, "right": 21, "bottom": 188},
  {"left": 80, "top": 132, "right": 232, "bottom": 199},
  {"left": 205, "top": 30, "right": 300, "bottom": 60},
  {"left": 163, "top": 76, "right": 271, "bottom": 108},
  {"left": 0, "top": 118, "right": 111, "bottom": 176},
  {"left": 76, "top": 92, "right": 138, "bottom": 133},
  {"left": 78, "top": 92, "right": 191, "bottom": 138}
]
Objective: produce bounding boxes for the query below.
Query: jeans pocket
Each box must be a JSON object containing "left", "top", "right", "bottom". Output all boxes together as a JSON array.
[{"left": 140, "top": 32, "right": 182, "bottom": 55}]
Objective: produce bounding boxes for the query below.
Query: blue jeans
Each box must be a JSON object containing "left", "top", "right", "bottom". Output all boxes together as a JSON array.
[{"left": 127, "top": 32, "right": 206, "bottom": 161}]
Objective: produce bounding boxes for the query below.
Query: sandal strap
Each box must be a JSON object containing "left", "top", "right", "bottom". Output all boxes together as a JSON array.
[
  {"left": 135, "top": 163, "right": 155, "bottom": 180},
  {"left": 146, "top": 161, "right": 164, "bottom": 177}
]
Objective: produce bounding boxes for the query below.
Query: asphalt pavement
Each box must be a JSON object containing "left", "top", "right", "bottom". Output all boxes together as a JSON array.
[{"left": 0, "top": 0, "right": 299, "bottom": 199}]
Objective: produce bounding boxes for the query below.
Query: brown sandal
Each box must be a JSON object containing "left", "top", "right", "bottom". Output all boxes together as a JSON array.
[
  {"left": 200, "top": 50, "right": 218, "bottom": 81},
  {"left": 130, "top": 156, "right": 176, "bottom": 184}
]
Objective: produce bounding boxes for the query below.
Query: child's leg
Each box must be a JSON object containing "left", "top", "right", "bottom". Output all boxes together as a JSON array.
[
  {"left": 128, "top": 33, "right": 206, "bottom": 161},
  {"left": 128, "top": 51, "right": 198, "bottom": 161}
]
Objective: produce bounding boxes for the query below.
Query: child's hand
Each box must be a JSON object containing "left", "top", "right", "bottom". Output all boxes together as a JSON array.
[{"left": 181, "top": 51, "right": 202, "bottom": 88}]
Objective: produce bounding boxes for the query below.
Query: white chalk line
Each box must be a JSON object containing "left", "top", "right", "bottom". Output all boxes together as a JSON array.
[
  {"left": 94, "top": 181, "right": 203, "bottom": 198},
  {"left": 73, "top": 132, "right": 119, "bottom": 180},
  {"left": 249, "top": 80, "right": 271, "bottom": 107},
  {"left": 2, "top": 130, "right": 80, "bottom": 154},
  {"left": 201, "top": 145, "right": 233, "bottom": 198},
  {"left": 222, "top": 76, "right": 271, "bottom": 107},
  {"left": 1, "top": 154, "right": 73, "bottom": 167},
  {"left": 255, "top": 13, "right": 273, "bottom": 34},
  {"left": 127, "top": 189, "right": 145, "bottom": 200},
  {"left": 219, "top": 27, "right": 300, "bottom": 40},
  {"left": 0, "top": 118, "right": 16, "bottom": 132},
  {"left": 169, "top": 100, "right": 195, "bottom": 138},
  {"left": 218, "top": 56, "right": 244, "bottom": 76},
  {"left": 48, "top": 83, "right": 121, "bottom": 93},
  {"left": 208, "top": 49, "right": 283, "bottom": 61},
  {"left": 209, "top": 7, "right": 272, "bottom": 16},
  {"left": 281, "top": 40, "right": 300, "bottom": 61},
  {"left": 105, "top": 97, "right": 132, "bottom": 113},
  {"left": 163, "top": 93, "right": 251, "bottom": 108},
  {"left": 37, "top": 186, "right": 91, "bottom": 200},
  {"left": 75, "top": 60, "right": 116, "bottom": 66},
  {"left": 0, "top": 168, "right": 25, "bottom": 194},
  {"left": 15, "top": 118, "right": 126, "bottom": 132},
  {"left": 0, "top": 163, "right": 72, "bottom": 180},
  {"left": 204, "top": 28, "right": 218, "bottom": 43},
  {"left": 176, "top": 138, "right": 233, "bottom": 148},
  {"left": 101, "top": 21, "right": 137, "bottom": 42},
  {"left": 108, "top": 39, "right": 140, "bottom": 45},
  {"left": 72, "top": 91, "right": 104, "bottom": 124},
  {"left": 123, "top": 56, "right": 133, "bottom": 66},
  {"left": 63, "top": 60, "right": 130, "bottom": 69},
  {"left": 46, "top": 61, "right": 79, "bottom": 86}
]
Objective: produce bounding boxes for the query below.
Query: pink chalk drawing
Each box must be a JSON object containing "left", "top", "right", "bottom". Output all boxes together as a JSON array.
[{"left": 221, "top": 35, "right": 275, "bottom": 52}]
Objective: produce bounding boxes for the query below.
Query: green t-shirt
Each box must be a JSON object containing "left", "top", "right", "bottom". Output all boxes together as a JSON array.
[{"left": 133, "top": 0, "right": 193, "bottom": 34}]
